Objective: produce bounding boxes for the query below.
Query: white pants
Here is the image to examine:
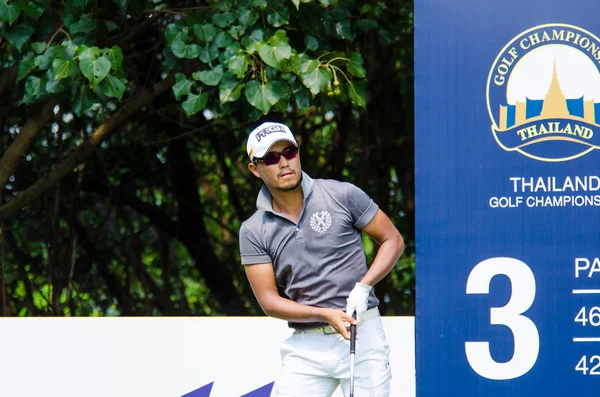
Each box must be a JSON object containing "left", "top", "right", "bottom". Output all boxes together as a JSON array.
[{"left": 274, "top": 315, "right": 391, "bottom": 397}]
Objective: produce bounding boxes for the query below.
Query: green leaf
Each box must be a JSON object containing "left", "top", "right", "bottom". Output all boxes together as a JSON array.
[
  {"left": 199, "top": 44, "right": 220, "bottom": 64},
  {"left": 220, "top": 42, "right": 242, "bottom": 62},
  {"left": 270, "top": 30, "right": 289, "bottom": 45},
  {"left": 355, "top": 19, "right": 378, "bottom": 32},
  {"left": 294, "top": 87, "right": 311, "bottom": 109},
  {"left": 72, "top": 84, "right": 95, "bottom": 117},
  {"left": 77, "top": 46, "right": 100, "bottom": 61},
  {"left": 61, "top": 13, "right": 75, "bottom": 27},
  {"left": 22, "top": 1, "right": 44, "bottom": 19},
  {"left": 182, "top": 92, "right": 208, "bottom": 116},
  {"left": 305, "top": 35, "right": 318, "bottom": 51},
  {"left": 244, "top": 80, "right": 284, "bottom": 114},
  {"left": 4, "top": 23, "right": 35, "bottom": 51},
  {"left": 106, "top": 46, "right": 123, "bottom": 72},
  {"left": 330, "top": 6, "right": 351, "bottom": 21},
  {"left": 301, "top": 66, "right": 332, "bottom": 95},
  {"left": 193, "top": 66, "right": 224, "bottom": 86},
  {"left": 228, "top": 25, "right": 245, "bottom": 40},
  {"left": 212, "top": 12, "right": 235, "bottom": 28},
  {"left": 237, "top": 8, "right": 258, "bottom": 28},
  {"left": 79, "top": 56, "right": 111, "bottom": 87},
  {"left": 77, "top": 45, "right": 100, "bottom": 62},
  {"left": 219, "top": 73, "right": 244, "bottom": 103},
  {"left": 241, "top": 30, "right": 263, "bottom": 54},
  {"left": 165, "top": 23, "right": 181, "bottom": 44},
  {"left": 161, "top": 46, "right": 179, "bottom": 70},
  {"left": 266, "top": 7, "right": 290, "bottom": 27},
  {"left": 99, "top": 75, "right": 126, "bottom": 100},
  {"left": 185, "top": 44, "right": 200, "bottom": 59},
  {"left": 17, "top": 52, "right": 35, "bottom": 82},
  {"left": 25, "top": 75, "right": 43, "bottom": 99},
  {"left": 172, "top": 73, "right": 193, "bottom": 99},
  {"left": 334, "top": 20, "right": 353, "bottom": 40},
  {"left": 258, "top": 42, "right": 291, "bottom": 70},
  {"left": 62, "top": 41, "right": 78, "bottom": 60},
  {"left": 52, "top": 58, "right": 76, "bottom": 80},
  {"left": 35, "top": 46, "right": 65, "bottom": 70},
  {"left": 360, "top": 4, "right": 372, "bottom": 14},
  {"left": 228, "top": 54, "right": 249, "bottom": 79},
  {"left": 347, "top": 80, "right": 367, "bottom": 108},
  {"left": 171, "top": 40, "right": 187, "bottom": 58},
  {"left": 46, "top": 75, "right": 66, "bottom": 94},
  {"left": 70, "top": 14, "right": 97, "bottom": 35},
  {"left": 378, "top": 27, "right": 393, "bottom": 46},
  {"left": 253, "top": 0, "right": 267, "bottom": 8},
  {"left": 194, "top": 24, "right": 217, "bottom": 42},
  {"left": 215, "top": 2, "right": 231, "bottom": 12},
  {"left": 291, "top": 0, "right": 300, "bottom": 10},
  {"left": 31, "top": 41, "right": 46, "bottom": 54},
  {"left": 291, "top": 53, "right": 319, "bottom": 74},
  {"left": 0, "top": 0, "right": 21, "bottom": 25},
  {"left": 348, "top": 52, "right": 366, "bottom": 78},
  {"left": 105, "top": 21, "right": 118, "bottom": 32},
  {"left": 213, "top": 30, "right": 233, "bottom": 48}
]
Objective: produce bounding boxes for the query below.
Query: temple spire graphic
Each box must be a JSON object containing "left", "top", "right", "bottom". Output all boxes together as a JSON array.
[
  {"left": 540, "top": 58, "right": 570, "bottom": 118},
  {"left": 497, "top": 56, "right": 599, "bottom": 130}
]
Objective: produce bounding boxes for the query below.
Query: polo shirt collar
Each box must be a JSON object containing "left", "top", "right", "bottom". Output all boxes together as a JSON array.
[{"left": 256, "top": 172, "right": 313, "bottom": 212}]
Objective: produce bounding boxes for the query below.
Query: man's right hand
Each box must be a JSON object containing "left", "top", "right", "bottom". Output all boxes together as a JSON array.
[{"left": 319, "top": 308, "right": 357, "bottom": 340}]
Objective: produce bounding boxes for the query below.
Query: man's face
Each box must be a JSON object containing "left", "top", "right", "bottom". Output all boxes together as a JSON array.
[{"left": 248, "top": 140, "right": 302, "bottom": 192}]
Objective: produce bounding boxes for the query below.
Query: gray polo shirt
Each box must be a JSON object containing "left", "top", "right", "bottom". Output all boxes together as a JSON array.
[{"left": 239, "top": 172, "right": 379, "bottom": 328}]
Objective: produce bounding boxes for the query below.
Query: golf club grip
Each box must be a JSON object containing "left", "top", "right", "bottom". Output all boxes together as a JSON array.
[{"left": 350, "top": 311, "right": 357, "bottom": 354}]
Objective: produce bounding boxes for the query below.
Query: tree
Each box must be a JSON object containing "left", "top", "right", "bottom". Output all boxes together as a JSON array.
[{"left": 0, "top": 0, "right": 414, "bottom": 316}]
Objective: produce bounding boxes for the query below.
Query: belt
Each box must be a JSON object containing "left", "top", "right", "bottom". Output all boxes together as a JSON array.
[{"left": 294, "top": 307, "right": 380, "bottom": 335}]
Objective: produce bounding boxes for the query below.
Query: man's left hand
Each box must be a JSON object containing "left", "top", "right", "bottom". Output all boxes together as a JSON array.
[{"left": 345, "top": 282, "right": 372, "bottom": 321}]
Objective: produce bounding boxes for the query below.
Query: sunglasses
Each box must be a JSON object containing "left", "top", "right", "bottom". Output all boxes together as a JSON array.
[{"left": 254, "top": 146, "right": 299, "bottom": 166}]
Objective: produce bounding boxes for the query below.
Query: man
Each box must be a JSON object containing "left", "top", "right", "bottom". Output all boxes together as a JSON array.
[{"left": 239, "top": 121, "right": 404, "bottom": 397}]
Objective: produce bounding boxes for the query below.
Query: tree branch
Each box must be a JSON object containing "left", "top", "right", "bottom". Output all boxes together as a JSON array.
[
  {"left": 0, "top": 99, "right": 57, "bottom": 193},
  {"left": 0, "top": 75, "right": 176, "bottom": 220},
  {"left": 83, "top": 183, "right": 178, "bottom": 236}
]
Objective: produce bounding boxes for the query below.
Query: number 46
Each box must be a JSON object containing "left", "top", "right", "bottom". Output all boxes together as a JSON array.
[{"left": 465, "top": 257, "right": 540, "bottom": 380}]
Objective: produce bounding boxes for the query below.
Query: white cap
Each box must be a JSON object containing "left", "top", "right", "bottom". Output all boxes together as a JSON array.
[{"left": 246, "top": 122, "right": 298, "bottom": 161}]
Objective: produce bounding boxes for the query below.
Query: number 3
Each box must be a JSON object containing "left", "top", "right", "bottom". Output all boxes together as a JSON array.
[{"left": 465, "top": 257, "right": 539, "bottom": 380}]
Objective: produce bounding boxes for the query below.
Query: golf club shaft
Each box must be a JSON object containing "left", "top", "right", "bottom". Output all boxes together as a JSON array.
[{"left": 349, "top": 311, "right": 357, "bottom": 397}]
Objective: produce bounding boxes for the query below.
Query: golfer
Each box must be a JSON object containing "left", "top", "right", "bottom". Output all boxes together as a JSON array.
[{"left": 239, "top": 121, "right": 405, "bottom": 397}]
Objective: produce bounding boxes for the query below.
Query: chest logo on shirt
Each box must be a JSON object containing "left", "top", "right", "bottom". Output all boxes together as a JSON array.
[{"left": 309, "top": 210, "right": 332, "bottom": 233}]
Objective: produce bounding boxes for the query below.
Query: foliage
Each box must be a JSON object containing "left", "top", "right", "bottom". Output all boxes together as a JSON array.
[
  {"left": 1, "top": 0, "right": 379, "bottom": 117},
  {"left": 0, "top": 0, "right": 415, "bottom": 316}
]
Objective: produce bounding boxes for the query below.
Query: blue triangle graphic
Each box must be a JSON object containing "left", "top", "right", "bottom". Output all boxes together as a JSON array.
[
  {"left": 240, "top": 382, "right": 274, "bottom": 397},
  {"left": 181, "top": 382, "right": 214, "bottom": 397}
]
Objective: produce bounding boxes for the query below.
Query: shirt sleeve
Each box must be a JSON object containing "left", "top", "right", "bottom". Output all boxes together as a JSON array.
[
  {"left": 344, "top": 182, "right": 379, "bottom": 229},
  {"left": 239, "top": 224, "right": 272, "bottom": 265}
]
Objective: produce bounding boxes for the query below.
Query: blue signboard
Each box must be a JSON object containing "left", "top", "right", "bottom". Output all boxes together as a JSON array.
[{"left": 415, "top": 1, "right": 600, "bottom": 396}]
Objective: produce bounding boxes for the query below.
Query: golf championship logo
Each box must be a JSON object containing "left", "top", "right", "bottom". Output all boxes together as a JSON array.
[
  {"left": 310, "top": 210, "right": 332, "bottom": 233},
  {"left": 487, "top": 24, "right": 600, "bottom": 161}
]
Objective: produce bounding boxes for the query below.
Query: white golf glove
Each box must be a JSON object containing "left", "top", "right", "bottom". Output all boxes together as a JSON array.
[{"left": 345, "top": 282, "right": 373, "bottom": 321}]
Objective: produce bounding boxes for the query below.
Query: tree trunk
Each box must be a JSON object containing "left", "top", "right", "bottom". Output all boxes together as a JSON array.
[{"left": 167, "top": 135, "right": 248, "bottom": 315}]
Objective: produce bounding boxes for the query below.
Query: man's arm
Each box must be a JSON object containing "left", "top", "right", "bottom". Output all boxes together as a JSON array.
[
  {"left": 359, "top": 209, "right": 405, "bottom": 286},
  {"left": 244, "top": 263, "right": 356, "bottom": 339}
]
